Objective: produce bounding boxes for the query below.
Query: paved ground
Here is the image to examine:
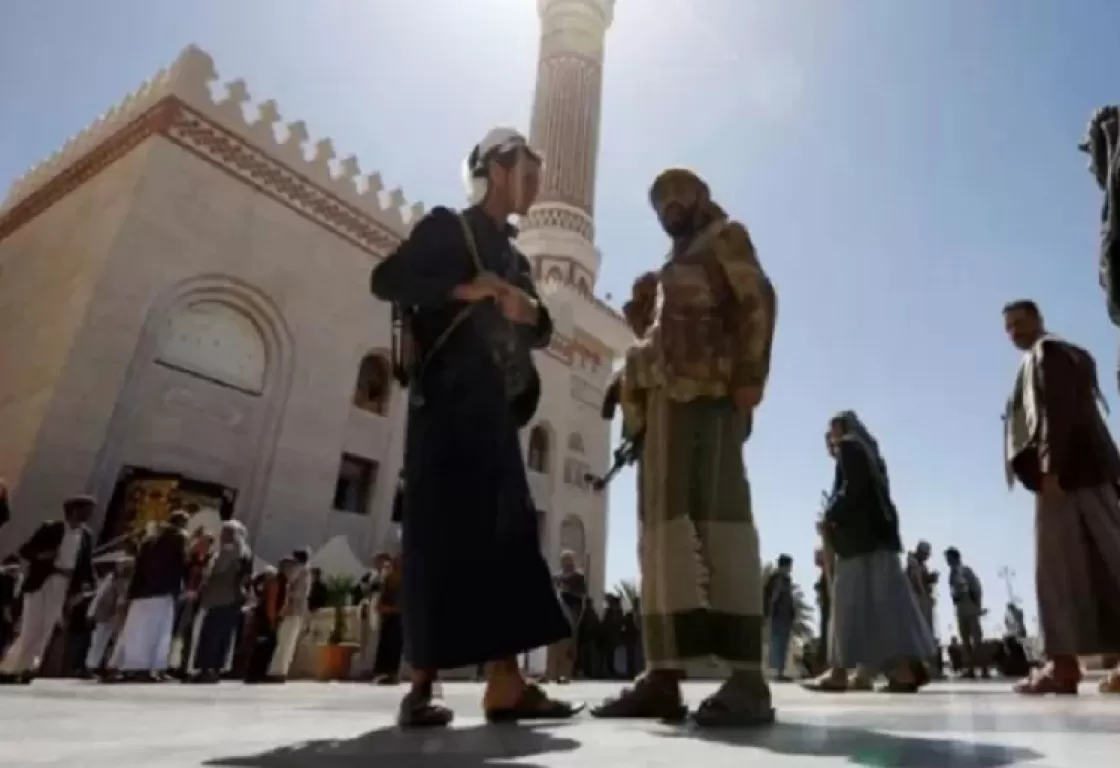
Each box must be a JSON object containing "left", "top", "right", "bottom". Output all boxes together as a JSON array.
[{"left": 0, "top": 679, "right": 1114, "bottom": 767}]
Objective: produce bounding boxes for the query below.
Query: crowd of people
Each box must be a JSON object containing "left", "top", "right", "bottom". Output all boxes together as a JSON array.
[
  {"left": 0, "top": 498, "right": 412, "bottom": 687},
  {"left": 2, "top": 116, "right": 1120, "bottom": 733}
]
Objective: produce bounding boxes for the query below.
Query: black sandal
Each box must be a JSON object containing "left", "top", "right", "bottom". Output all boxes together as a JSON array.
[
  {"left": 485, "top": 683, "right": 585, "bottom": 723},
  {"left": 397, "top": 688, "right": 455, "bottom": 729},
  {"left": 692, "top": 692, "right": 776, "bottom": 728},
  {"left": 877, "top": 679, "right": 921, "bottom": 694}
]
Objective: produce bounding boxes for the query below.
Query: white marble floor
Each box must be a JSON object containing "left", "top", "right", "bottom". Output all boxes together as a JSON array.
[{"left": 0, "top": 679, "right": 1112, "bottom": 767}]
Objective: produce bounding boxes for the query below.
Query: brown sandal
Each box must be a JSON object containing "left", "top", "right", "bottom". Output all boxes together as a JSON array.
[
  {"left": 397, "top": 687, "right": 455, "bottom": 729},
  {"left": 485, "top": 683, "right": 584, "bottom": 723},
  {"left": 1014, "top": 669, "right": 1078, "bottom": 696},
  {"left": 1098, "top": 669, "right": 1120, "bottom": 695},
  {"left": 802, "top": 672, "right": 848, "bottom": 693},
  {"left": 590, "top": 675, "right": 688, "bottom": 721}
]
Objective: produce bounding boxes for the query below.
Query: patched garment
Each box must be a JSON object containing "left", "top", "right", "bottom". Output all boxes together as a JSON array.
[{"left": 626, "top": 218, "right": 777, "bottom": 406}]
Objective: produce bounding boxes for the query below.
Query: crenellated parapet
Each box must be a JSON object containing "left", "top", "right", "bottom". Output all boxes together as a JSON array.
[{"left": 0, "top": 45, "right": 424, "bottom": 248}]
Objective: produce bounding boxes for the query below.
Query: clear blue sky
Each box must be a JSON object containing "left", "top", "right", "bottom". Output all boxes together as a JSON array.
[{"left": 3, "top": 0, "right": 1119, "bottom": 639}]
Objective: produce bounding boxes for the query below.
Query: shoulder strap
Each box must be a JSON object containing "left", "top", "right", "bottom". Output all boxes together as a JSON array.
[
  {"left": 408, "top": 213, "right": 487, "bottom": 390},
  {"left": 455, "top": 213, "right": 484, "bottom": 274}
]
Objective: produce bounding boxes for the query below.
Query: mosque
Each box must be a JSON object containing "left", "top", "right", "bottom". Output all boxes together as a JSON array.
[{"left": 0, "top": 0, "right": 629, "bottom": 599}]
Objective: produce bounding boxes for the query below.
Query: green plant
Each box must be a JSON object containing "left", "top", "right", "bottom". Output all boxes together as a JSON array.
[
  {"left": 323, "top": 574, "right": 358, "bottom": 644},
  {"left": 611, "top": 578, "right": 640, "bottom": 611}
]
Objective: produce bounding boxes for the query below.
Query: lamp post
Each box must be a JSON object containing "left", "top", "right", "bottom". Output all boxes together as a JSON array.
[{"left": 998, "top": 566, "right": 1018, "bottom": 605}]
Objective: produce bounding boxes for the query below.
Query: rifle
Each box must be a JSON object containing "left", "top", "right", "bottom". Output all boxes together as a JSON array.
[
  {"left": 586, "top": 374, "right": 645, "bottom": 491},
  {"left": 586, "top": 433, "right": 644, "bottom": 491}
]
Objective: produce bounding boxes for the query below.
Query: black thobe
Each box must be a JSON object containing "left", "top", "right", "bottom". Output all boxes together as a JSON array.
[{"left": 370, "top": 205, "right": 568, "bottom": 670}]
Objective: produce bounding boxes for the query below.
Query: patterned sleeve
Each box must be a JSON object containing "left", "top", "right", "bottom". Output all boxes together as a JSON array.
[{"left": 715, "top": 222, "right": 777, "bottom": 393}]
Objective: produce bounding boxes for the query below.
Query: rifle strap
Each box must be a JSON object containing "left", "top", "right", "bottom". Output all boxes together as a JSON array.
[{"left": 410, "top": 214, "right": 485, "bottom": 393}]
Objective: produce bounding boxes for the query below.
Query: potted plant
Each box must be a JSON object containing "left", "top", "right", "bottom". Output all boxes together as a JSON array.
[{"left": 315, "top": 574, "right": 359, "bottom": 681}]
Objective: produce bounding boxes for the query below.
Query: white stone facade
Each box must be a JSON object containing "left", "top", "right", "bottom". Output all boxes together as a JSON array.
[{"left": 0, "top": 9, "right": 629, "bottom": 602}]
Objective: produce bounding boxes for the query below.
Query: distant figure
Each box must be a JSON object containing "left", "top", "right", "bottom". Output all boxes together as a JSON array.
[
  {"left": 267, "top": 549, "right": 310, "bottom": 682},
  {"left": 109, "top": 511, "right": 189, "bottom": 682},
  {"left": 905, "top": 541, "right": 938, "bottom": 637},
  {"left": 307, "top": 568, "right": 328, "bottom": 614},
  {"left": 545, "top": 551, "right": 586, "bottom": 684},
  {"left": 763, "top": 555, "right": 796, "bottom": 681},
  {"left": 0, "top": 495, "right": 95, "bottom": 685},
  {"left": 371, "top": 553, "right": 403, "bottom": 685},
  {"left": 192, "top": 522, "right": 252, "bottom": 682},
  {"left": 944, "top": 546, "right": 986, "bottom": 679},
  {"left": 1004, "top": 602, "right": 1027, "bottom": 641},
  {"left": 805, "top": 411, "right": 935, "bottom": 694},
  {"left": 84, "top": 558, "right": 132, "bottom": 676}
]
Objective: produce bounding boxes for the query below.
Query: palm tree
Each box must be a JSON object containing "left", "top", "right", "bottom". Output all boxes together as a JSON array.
[
  {"left": 761, "top": 562, "right": 814, "bottom": 639},
  {"left": 611, "top": 578, "right": 640, "bottom": 610}
]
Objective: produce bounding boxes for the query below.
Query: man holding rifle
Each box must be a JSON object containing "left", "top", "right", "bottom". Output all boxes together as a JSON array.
[{"left": 591, "top": 168, "right": 777, "bottom": 727}]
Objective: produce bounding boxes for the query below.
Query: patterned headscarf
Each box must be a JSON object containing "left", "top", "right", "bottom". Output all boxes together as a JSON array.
[
  {"left": 649, "top": 168, "right": 728, "bottom": 223},
  {"left": 831, "top": 410, "right": 890, "bottom": 494}
]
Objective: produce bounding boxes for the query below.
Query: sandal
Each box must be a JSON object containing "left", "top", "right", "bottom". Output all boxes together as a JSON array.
[
  {"left": 802, "top": 672, "right": 848, "bottom": 693},
  {"left": 878, "top": 659, "right": 929, "bottom": 693},
  {"left": 1098, "top": 669, "right": 1120, "bottom": 695},
  {"left": 877, "top": 678, "right": 921, "bottom": 694},
  {"left": 485, "top": 682, "right": 585, "bottom": 723},
  {"left": 397, "top": 688, "right": 455, "bottom": 729},
  {"left": 1013, "top": 668, "right": 1078, "bottom": 696},
  {"left": 848, "top": 676, "right": 874, "bottom": 692},
  {"left": 692, "top": 689, "right": 775, "bottom": 728},
  {"left": 590, "top": 675, "right": 688, "bottom": 721}
]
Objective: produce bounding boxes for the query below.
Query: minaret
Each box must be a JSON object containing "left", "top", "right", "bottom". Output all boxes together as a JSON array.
[{"left": 519, "top": 0, "right": 615, "bottom": 293}]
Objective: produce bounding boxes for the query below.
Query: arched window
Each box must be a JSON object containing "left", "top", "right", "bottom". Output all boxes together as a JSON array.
[
  {"left": 567, "top": 432, "right": 585, "bottom": 454},
  {"left": 354, "top": 353, "right": 391, "bottom": 416},
  {"left": 156, "top": 300, "right": 267, "bottom": 393},
  {"left": 576, "top": 276, "right": 590, "bottom": 295},
  {"left": 527, "top": 424, "right": 551, "bottom": 474}
]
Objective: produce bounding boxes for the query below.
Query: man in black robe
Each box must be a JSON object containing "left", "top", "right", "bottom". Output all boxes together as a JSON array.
[{"left": 370, "top": 127, "right": 580, "bottom": 728}]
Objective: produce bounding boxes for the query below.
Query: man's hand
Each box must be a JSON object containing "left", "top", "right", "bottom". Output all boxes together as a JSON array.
[
  {"left": 451, "top": 272, "right": 506, "bottom": 303},
  {"left": 1040, "top": 474, "right": 1063, "bottom": 499},
  {"left": 497, "top": 285, "right": 539, "bottom": 325},
  {"left": 732, "top": 385, "right": 763, "bottom": 412}
]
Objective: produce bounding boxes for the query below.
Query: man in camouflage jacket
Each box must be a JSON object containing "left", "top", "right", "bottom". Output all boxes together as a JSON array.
[{"left": 592, "top": 168, "right": 777, "bottom": 727}]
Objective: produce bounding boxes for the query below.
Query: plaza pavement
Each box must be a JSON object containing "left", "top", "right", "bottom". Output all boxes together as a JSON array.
[{"left": 0, "top": 679, "right": 1113, "bottom": 767}]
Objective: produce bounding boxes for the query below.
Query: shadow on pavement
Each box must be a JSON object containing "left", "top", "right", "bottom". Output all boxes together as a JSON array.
[
  {"left": 206, "top": 723, "right": 580, "bottom": 768},
  {"left": 656, "top": 721, "right": 1042, "bottom": 767}
]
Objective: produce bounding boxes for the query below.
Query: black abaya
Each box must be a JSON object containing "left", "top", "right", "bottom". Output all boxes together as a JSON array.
[{"left": 370, "top": 205, "right": 569, "bottom": 671}]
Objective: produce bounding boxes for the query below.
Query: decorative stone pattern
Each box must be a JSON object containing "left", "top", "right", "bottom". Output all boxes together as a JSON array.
[
  {"left": 0, "top": 41, "right": 627, "bottom": 603},
  {"left": 528, "top": 53, "right": 603, "bottom": 216},
  {"left": 0, "top": 45, "right": 421, "bottom": 253},
  {"left": 521, "top": 205, "right": 594, "bottom": 241}
]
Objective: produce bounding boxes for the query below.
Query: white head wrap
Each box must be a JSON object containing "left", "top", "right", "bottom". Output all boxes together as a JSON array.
[{"left": 461, "top": 127, "right": 543, "bottom": 205}]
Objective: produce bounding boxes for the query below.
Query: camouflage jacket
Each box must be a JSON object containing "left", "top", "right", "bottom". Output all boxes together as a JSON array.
[{"left": 621, "top": 218, "right": 777, "bottom": 431}]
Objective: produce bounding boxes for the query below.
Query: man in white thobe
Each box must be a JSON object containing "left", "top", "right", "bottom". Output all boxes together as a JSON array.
[
  {"left": 0, "top": 495, "right": 95, "bottom": 684},
  {"left": 267, "top": 550, "right": 311, "bottom": 681}
]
